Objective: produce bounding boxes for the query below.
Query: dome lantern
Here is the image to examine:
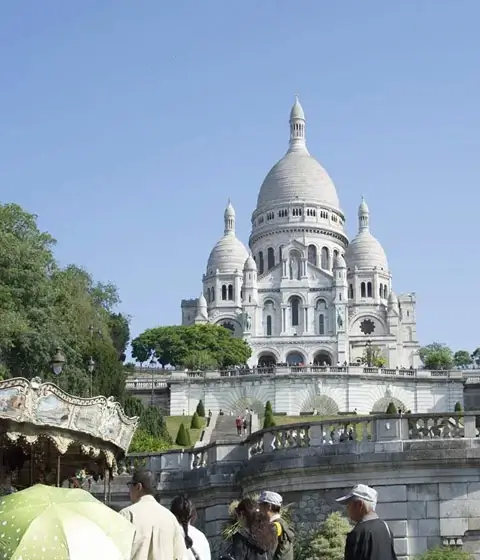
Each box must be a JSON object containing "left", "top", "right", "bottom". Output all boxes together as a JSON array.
[{"left": 289, "top": 95, "right": 308, "bottom": 154}]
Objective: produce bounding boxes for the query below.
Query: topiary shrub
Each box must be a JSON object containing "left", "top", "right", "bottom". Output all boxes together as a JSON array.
[
  {"left": 454, "top": 401, "right": 463, "bottom": 412},
  {"left": 196, "top": 399, "right": 206, "bottom": 417},
  {"left": 175, "top": 423, "right": 192, "bottom": 447},
  {"left": 263, "top": 410, "right": 276, "bottom": 429},
  {"left": 386, "top": 402, "right": 397, "bottom": 414},
  {"left": 415, "top": 547, "right": 472, "bottom": 559},
  {"left": 191, "top": 411, "right": 202, "bottom": 429},
  {"left": 301, "top": 511, "right": 352, "bottom": 560},
  {"left": 265, "top": 400, "right": 273, "bottom": 414}
]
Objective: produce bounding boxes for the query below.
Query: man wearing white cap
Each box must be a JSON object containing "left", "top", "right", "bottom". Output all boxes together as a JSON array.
[
  {"left": 258, "top": 491, "right": 294, "bottom": 560},
  {"left": 336, "top": 484, "right": 397, "bottom": 560}
]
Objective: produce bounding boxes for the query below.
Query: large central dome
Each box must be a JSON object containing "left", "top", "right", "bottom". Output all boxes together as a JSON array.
[{"left": 256, "top": 97, "right": 340, "bottom": 212}]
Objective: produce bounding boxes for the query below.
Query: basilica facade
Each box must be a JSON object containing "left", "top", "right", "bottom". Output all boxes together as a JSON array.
[{"left": 181, "top": 98, "right": 420, "bottom": 368}]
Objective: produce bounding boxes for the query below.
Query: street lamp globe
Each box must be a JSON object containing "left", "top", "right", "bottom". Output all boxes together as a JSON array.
[
  {"left": 88, "top": 357, "right": 95, "bottom": 373},
  {"left": 51, "top": 348, "right": 66, "bottom": 376}
]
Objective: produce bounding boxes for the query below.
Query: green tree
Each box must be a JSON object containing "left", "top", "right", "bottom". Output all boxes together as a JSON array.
[
  {"left": 128, "top": 429, "right": 172, "bottom": 453},
  {"left": 302, "top": 512, "right": 352, "bottom": 560},
  {"left": 175, "top": 423, "right": 192, "bottom": 447},
  {"left": 183, "top": 349, "right": 218, "bottom": 371},
  {"left": 418, "top": 343, "right": 454, "bottom": 370},
  {"left": 132, "top": 324, "right": 251, "bottom": 368},
  {"left": 472, "top": 348, "right": 480, "bottom": 367},
  {"left": 108, "top": 313, "right": 130, "bottom": 362},
  {"left": 415, "top": 548, "right": 472, "bottom": 559},
  {"left": 454, "top": 350, "right": 472, "bottom": 368},
  {"left": 362, "top": 345, "right": 387, "bottom": 367},
  {"left": 265, "top": 401, "right": 273, "bottom": 414},
  {"left": 263, "top": 409, "right": 276, "bottom": 429},
  {"left": 196, "top": 400, "right": 206, "bottom": 417},
  {"left": 0, "top": 203, "right": 126, "bottom": 399},
  {"left": 386, "top": 402, "right": 397, "bottom": 414},
  {"left": 454, "top": 401, "right": 463, "bottom": 412},
  {"left": 191, "top": 412, "right": 202, "bottom": 429}
]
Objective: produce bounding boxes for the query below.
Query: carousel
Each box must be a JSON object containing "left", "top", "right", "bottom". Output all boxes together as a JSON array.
[{"left": 0, "top": 375, "right": 138, "bottom": 500}]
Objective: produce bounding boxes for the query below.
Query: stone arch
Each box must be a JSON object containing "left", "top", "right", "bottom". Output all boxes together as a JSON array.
[
  {"left": 301, "top": 394, "right": 340, "bottom": 415},
  {"left": 313, "top": 350, "right": 333, "bottom": 366},
  {"left": 229, "top": 397, "right": 265, "bottom": 416},
  {"left": 371, "top": 396, "right": 406, "bottom": 413},
  {"left": 286, "top": 351, "right": 305, "bottom": 366},
  {"left": 257, "top": 352, "right": 277, "bottom": 367}
]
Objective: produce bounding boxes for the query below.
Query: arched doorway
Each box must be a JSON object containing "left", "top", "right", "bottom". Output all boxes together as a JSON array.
[
  {"left": 301, "top": 395, "right": 339, "bottom": 415},
  {"left": 313, "top": 351, "right": 332, "bottom": 366},
  {"left": 258, "top": 353, "right": 276, "bottom": 367},
  {"left": 286, "top": 351, "right": 305, "bottom": 366},
  {"left": 371, "top": 397, "right": 406, "bottom": 413}
]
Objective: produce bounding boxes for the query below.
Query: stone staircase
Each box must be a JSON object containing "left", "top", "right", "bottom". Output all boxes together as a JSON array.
[{"left": 210, "top": 414, "right": 244, "bottom": 442}]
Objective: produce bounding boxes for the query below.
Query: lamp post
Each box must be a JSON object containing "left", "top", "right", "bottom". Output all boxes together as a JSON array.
[
  {"left": 51, "top": 348, "right": 66, "bottom": 388},
  {"left": 88, "top": 357, "right": 95, "bottom": 397},
  {"left": 150, "top": 356, "right": 157, "bottom": 406}
]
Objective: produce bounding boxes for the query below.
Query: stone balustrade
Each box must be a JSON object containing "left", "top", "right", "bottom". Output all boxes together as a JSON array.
[
  {"left": 125, "top": 366, "right": 477, "bottom": 390},
  {"left": 99, "top": 411, "right": 480, "bottom": 558}
]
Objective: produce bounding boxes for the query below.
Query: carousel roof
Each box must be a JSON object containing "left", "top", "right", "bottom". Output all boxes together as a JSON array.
[{"left": 0, "top": 377, "right": 138, "bottom": 467}]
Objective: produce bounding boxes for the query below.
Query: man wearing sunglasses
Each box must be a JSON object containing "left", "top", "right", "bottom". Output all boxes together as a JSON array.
[{"left": 120, "top": 469, "right": 187, "bottom": 560}]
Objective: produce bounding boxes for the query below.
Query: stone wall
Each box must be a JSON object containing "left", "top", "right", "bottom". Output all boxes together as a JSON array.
[{"left": 101, "top": 412, "right": 480, "bottom": 559}]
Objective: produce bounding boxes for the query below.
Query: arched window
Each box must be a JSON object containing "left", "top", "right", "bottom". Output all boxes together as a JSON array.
[
  {"left": 290, "top": 296, "right": 300, "bottom": 326},
  {"left": 319, "top": 314, "right": 325, "bottom": 335},
  {"left": 228, "top": 284, "right": 233, "bottom": 300},
  {"left": 211, "top": 287, "right": 215, "bottom": 302},
  {"left": 348, "top": 284, "right": 354, "bottom": 299},
  {"left": 266, "top": 315, "right": 272, "bottom": 336},
  {"left": 384, "top": 285, "right": 389, "bottom": 298},
  {"left": 316, "top": 299, "right": 327, "bottom": 311},
  {"left": 321, "top": 247, "right": 330, "bottom": 269},
  {"left": 333, "top": 249, "right": 339, "bottom": 260},
  {"left": 208, "top": 288, "right": 211, "bottom": 302},
  {"left": 240, "top": 288, "right": 244, "bottom": 300},
  {"left": 258, "top": 251, "right": 264, "bottom": 275},
  {"left": 367, "top": 282, "right": 372, "bottom": 297},
  {"left": 361, "top": 282, "right": 366, "bottom": 298},
  {"left": 308, "top": 244, "right": 317, "bottom": 266},
  {"left": 267, "top": 247, "right": 275, "bottom": 270}
]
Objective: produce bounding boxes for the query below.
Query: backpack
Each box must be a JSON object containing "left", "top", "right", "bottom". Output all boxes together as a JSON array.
[{"left": 272, "top": 519, "right": 294, "bottom": 560}]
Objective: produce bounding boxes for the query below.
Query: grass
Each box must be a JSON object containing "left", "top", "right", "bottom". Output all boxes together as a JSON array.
[{"left": 165, "top": 415, "right": 207, "bottom": 447}]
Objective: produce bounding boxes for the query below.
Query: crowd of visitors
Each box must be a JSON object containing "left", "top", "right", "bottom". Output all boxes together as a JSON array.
[{"left": 118, "top": 468, "right": 396, "bottom": 560}]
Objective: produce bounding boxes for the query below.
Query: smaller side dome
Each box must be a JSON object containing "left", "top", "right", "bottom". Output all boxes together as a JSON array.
[
  {"left": 244, "top": 254, "right": 257, "bottom": 271},
  {"left": 334, "top": 253, "right": 346, "bottom": 269},
  {"left": 198, "top": 293, "right": 207, "bottom": 308}
]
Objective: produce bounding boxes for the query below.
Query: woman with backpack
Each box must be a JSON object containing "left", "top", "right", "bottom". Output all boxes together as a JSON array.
[
  {"left": 227, "top": 497, "right": 278, "bottom": 560},
  {"left": 171, "top": 495, "right": 211, "bottom": 560}
]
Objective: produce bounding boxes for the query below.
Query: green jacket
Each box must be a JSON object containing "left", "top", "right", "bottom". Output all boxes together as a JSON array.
[{"left": 272, "top": 518, "right": 295, "bottom": 560}]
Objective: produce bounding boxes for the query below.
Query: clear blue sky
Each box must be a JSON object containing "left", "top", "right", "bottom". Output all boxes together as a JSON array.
[{"left": 0, "top": 1, "right": 478, "bottom": 353}]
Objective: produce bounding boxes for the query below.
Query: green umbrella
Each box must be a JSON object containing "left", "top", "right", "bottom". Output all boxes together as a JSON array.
[{"left": 0, "top": 484, "right": 135, "bottom": 560}]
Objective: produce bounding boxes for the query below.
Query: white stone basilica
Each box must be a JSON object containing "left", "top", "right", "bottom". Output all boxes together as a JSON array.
[{"left": 181, "top": 98, "right": 420, "bottom": 368}]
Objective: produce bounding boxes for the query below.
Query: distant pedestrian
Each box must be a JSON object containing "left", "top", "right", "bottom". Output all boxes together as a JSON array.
[
  {"left": 235, "top": 416, "right": 242, "bottom": 436},
  {"left": 337, "top": 484, "right": 397, "bottom": 560},
  {"left": 242, "top": 417, "right": 248, "bottom": 436}
]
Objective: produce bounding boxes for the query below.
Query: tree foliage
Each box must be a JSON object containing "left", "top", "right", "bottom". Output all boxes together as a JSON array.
[
  {"left": 300, "top": 512, "right": 351, "bottom": 560},
  {"left": 131, "top": 324, "right": 251, "bottom": 368},
  {"left": 108, "top": 312, "right": 130, "bottom": 362},
  {"left": 263, "top": 400, "right": 276, "bottom": 429},
  {"left": 386, "top": 402, "right": 398, "bottom": 414},
  {"left": 414, "top": 548, "right": 472, "bottom": 560},
  {"left": 0, "top": 203, "right": 127, "bottom": 400},
  {"left": 418, "top": 343, "right": 454, "bottom": 370},
  {"left": 362, "top": 345, "right": 387, "bottom": 367},
  {"left": 191, "top": 412, "right": 202, "bottom": 429},
  {"left": 175, "top": 423, "right": 192, "bottom": 447},
  {"left": 128, "top": 428, "right": 172, "bottom": 453},
  {"left": 196, "top": 400, "right": 205, "bottom": 418},
  {"left": 124, "top": 397, "right": 172, "bottom": 452},
  {"left": 453, "top": 350, "right": 472, "bottom": 368}
]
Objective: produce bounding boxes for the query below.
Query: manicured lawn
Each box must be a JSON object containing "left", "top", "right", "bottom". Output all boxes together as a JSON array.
[{"left": 165, "top": 416, "right": 207, "bottom": 446}]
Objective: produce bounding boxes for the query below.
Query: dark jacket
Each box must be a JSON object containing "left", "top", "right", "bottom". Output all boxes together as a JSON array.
[
  {"left": 230, "top": 528, "right": 277, "bottom": 560},
  {"left": 272, "top": 518, "right": 294, "bottom": 560},
  {"left": 344, "top": 514, "right": 397, "bottom": 560}
]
